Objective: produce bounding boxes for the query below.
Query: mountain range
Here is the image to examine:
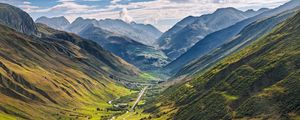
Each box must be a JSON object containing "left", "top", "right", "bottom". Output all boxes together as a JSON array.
[
  {"left": 78, "top": 24, "right": 169, "bottom": 70},
  {"left": 157, "top": 7, "right": 269, "bottom": 60},
  {"left": 37, "top": 17, "right": 162, "bottom": 47},
  {"left": 173, "top": 8, "right": 298, "bottom": 77},
  {"left": 164, "top": 0, "right": 300, "bottom": 75},
  {"left": 35, "top": 16, "right": 70, "bottom": 30},
  {"left": 0, "top": 0, "right": 299, "bottom": 120},
  {"left": 142, "top": 4, "right": 300, "bottom": 120},
  {"left": 35, "top": 16, "right": 167, "bottom": 71}
]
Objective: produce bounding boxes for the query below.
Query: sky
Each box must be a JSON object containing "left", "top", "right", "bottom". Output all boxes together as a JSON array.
[{"left": 0, "top": 0, "right": 290, "bottom": 31}]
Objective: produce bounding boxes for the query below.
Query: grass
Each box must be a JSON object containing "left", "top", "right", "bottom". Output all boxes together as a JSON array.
[
  {"left": 0, "top": 112, "right": 17, "bottom": 120},
  {"left": 220, "top": 92, "right": 238, "bottom": 102}
]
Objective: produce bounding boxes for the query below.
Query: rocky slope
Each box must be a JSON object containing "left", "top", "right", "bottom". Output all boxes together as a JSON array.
[{"left": 0, "top": 3, "right": 37, "bottom": 35}]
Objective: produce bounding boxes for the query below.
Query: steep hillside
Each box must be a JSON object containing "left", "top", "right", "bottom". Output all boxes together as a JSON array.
[
  {"left": 172, "top": 8, "right": 298, "bottom": 76},
  {"left": 146, "top": 9, "right": 300, "bottom": 120},
  {"left": 0, "top": 4, "right": 143, "bottom": 119},
  {"left": 79, "top": 25, "right": 169, "bottom": 71},
  {"left": 0, "top": 3, "right": 37, "bottom": 35},
  {"left": 158, "top": 7, "right": 267, "bottom": 60},
  {"left": 37, "top": 23, "right": 140, "bottom": 76},
  {"left": 0, "top": 23, "right": 138, "bottom": 119},
  {"left": 165, "top": 0, "right": 300, "bottom": 74},
  {"left": 35, "top": 16, "right": 70, "bottom": 30}
]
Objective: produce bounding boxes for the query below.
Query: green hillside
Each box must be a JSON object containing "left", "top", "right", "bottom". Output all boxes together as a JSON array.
[
  {"left": 139, "top": 10, "right": 300, "bottom": 120},
  {"left": 0, "top": 21, "right": 141, "bottom": 119}
]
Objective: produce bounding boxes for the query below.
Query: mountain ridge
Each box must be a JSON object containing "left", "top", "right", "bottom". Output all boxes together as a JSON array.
[
  {"left": 164, "top": 0, "right": 300, "bottom": 75},
  {"left": 36, "top": 16, "right": 163, "bottom": 47},
  {"left": 170, "top": 8, "right": 299, "bottom": 77},
  {"left": 157, "top": 7, "right": 268, "bottom": 60},
  {"left": 35, "top": 16, "right": 70, "bottom": 30},
  {"left": 143, "top": 8, "right": 300, "bottom": 120}
]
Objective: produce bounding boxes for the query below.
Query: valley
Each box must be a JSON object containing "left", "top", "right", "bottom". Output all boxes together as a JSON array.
[{"left": 0, "top": 0, "right": 299, "bottom": 120}]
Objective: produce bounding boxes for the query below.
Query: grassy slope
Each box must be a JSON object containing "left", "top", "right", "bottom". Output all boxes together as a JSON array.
[
  {"left": 0, "top": 23, "right": 141, "bottom": 119},
  {"left": 132, "top": 10, "right": 300, "bottom": 120}
]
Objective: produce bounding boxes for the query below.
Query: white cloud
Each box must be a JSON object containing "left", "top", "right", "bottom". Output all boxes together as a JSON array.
[
  {"left": 28, "top": 0, "right": 97, "bottom": 14},
  {"left": 119, "top": 7, "right": 133, "bottom": 23},
  {"left": 111, "top": 0, "right": 122, "bottom": 4},
  {"left": 23, "top": 1, "right": 31, "bottom": 5}
]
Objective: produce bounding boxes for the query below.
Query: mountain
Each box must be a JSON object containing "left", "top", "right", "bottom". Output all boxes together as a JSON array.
[
  {"left": 36, "top": 17, "right": 167, "bottom": 70},
  {"left": 170, "top": 8, "right": 298, "bottom": 76},
  {"left": 244, "top": 8, "right": 270, "bottom": 17},
  {"left": 66, "top": 18, "right": 162, "bottom": 46},
  {"left": 0, "top": 4, "right": 143, "bottom": 119},
  {"left": 131, "top": 22, "right": 163, "bottom": 46},
  {"left": 35, "top": 16, "right": 70, "bottom": 30},
  {"left": 145, "top": 9, "right": 300, "bottom": 120},
  {"left": 0, "top": 3, "right": 37, "bottom": 35},
  {"left": 165, "top": 0, "right": 300, "bottom": 74},
  {"left": 78, "top": 25, "right": 169, "bottom": 71},
  {"left": 158, "top": 7, "right": 268, "bottom": 60}
]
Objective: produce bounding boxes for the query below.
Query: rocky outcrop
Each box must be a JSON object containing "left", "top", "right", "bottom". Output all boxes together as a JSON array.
[{"left": 0, "top": 3, "right": 37, "bottom": 35}]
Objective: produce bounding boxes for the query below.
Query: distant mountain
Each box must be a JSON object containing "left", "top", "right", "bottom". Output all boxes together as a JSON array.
[
  {"left": 147, "top": 9, "right": 300, "bottom": 120},
  {"left": 173, "top": 8, "right": 297, "bottom": 77},
  {"left": 79, "top": 25, "right": 169, "bottom": 70},
  {"left": 0, "top": 3, "right": 37, "bottom": 35},
  {"left": 158, "top": 7, "right": 268, "bottom": 60},
  {"left": 65, "top": 18, "right": 162, "bottom": 46},
  {"left": 165, "top": 0, "right": 300, "bottom": 74},
  {"left": 36, "top": 16, "right": 167, "bottom": 70},
  {"left": 0, "top": 3, "right": 143, "bottom": 119},
  {"left": 244, "top": 8, "right": 270, "bottom": 17},
  {"left": 35, "top": 16, "right": 70, "bottom": 30}
]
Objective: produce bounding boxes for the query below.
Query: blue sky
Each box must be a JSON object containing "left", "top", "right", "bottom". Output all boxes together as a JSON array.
[{"left": 0, "top": 0, "right": 290, "bottom": 31}]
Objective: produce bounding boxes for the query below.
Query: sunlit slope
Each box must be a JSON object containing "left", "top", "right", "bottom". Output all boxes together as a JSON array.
[
  {"left": 0, "top": 22, "right": 139, "bottom": 119},
  {"left": 147, "top": 10, "right": 300, "bottom": 120}
]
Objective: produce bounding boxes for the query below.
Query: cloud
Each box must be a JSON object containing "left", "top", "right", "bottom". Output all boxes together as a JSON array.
[
  {"left": 83, "top": 0, "right": 101, "bottom": 1},
  {"left": 111, "top": 0, "right": 122, "bottom": 4},
  {"left": 119, "top": 7, "right": 133, "bottom": 23},
  {"left": 104, "top": 0, "right": 289, "bottom": 31},
  {"left": 23, "top": 1, "right": 31, "bottom": 4},
  {"left": 27, "top": 0, "right": 97, "bottom": 14}
]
